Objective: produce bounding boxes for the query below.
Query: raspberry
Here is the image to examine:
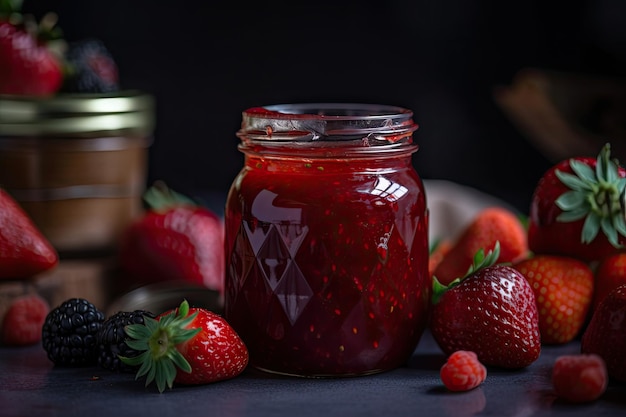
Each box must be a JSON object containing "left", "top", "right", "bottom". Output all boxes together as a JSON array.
[
  {"left": 552, "top": 354, "right": 608, "bottom": 402},
  {"left": 440, "top": 350, "right": 487, "bottom": 392},
  {"left": 1, "top": 294, "right": 50, "bottom": 346}
]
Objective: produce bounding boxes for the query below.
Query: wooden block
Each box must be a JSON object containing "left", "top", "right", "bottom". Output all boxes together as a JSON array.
[
  {"left": 34, "top": 257, "right": 118, "bottom": 311},
  {"left": 0, "top": 280, "right": 37, "bottom": 329}
]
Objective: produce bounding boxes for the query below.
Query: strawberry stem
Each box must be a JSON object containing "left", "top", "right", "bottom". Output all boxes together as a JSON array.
[
  {"left": 143, "top": 181, "right": 197, "bottom": 212},
  {"left": 0, "top": 0, "right": 22, "bottom": 17},
  {"left": 431, "top": 242, "right": 501, "bottom": 305},
  {"left": 554, "top": 143, "right": 626, "bottom": 247},
  {"left": 121, "top": 299, "right": 202, "bottom": 393}
]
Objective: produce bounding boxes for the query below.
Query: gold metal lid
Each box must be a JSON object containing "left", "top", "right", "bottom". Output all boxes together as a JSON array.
[{"left": 0, "top": 90, "right": 155, "bottom": 136}]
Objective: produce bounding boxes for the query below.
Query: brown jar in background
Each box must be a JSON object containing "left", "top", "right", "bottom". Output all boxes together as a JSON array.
[{"left": 0, "top": 91, "right": 155, "bottom": 255}]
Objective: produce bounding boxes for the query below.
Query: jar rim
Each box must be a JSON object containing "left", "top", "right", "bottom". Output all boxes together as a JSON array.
[{"left": 238, "top": 103, "right": 418, "bottom": 143}]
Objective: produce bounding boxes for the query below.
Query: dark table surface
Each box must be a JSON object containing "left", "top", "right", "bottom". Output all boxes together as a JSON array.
[{"left": 1, "top": 329, "right": 625, "bottom": 417}]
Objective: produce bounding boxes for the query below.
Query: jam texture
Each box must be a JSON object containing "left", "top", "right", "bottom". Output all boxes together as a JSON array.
[{"left": 224, "top": 153, "right": 429, "bottom": 376}]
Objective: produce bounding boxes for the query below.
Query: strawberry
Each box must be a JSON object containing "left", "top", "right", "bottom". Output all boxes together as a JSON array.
[
  {"left": 430, "top": 242, "right": 541, "bottom": 368},
  {"left": 0, "top": 188, "right": 58, "bottom": 279},
  {"left": 433, "top": 207, "right": 528, "bottom": 286},
  {"left": 440, "top": 350, "right": 487, "bottom": 392},
  {"left": 592, "top": 251, "right": 626, "bottom": 311},
  {"left": 1, "top": 293, "right": 50, "bottom": 346},
  {"left": 527, "top": 143, "right": 626, "bottom": 263},
  {"left": 581, "top": 284, "right": 626, "bottom": 382},
  {"left": 118, "top": 182, "right": 225, "bottom": 293},
  {"left": 552, "top": 354, "right": 608, "bottom": 403},
  {"left": 0, "top": 3, "right": 64, "bottom": 96},
  {"left": 428, "top": 239, "right": 452, "bottom": 280},
  {"left": 512, "top": 255, "right": 594, "bottom": 344},
  {"left": 121, "top": 299, "right": 249, "bottom": 393}
]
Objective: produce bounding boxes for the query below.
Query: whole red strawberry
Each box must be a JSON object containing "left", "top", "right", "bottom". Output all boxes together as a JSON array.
[
  {"left": 527, "top": 143, "right": 626, "bottom": 263},
  {"left": 592, "top": 252, "right": 626, "bottom": 311},
  {"left": 0, "top": 5, "right": 63, "bottom": 96},
  {"left": 0, "top": 188, "right": 58, "bottom": 278},
  {"left": 430, "top": 242, "right": 541, "bottom": 368},
  {"left": 513, "top": 255, "right": 594, "bottom": 344},
  {"left": 433, "top": 207, "right": 528, "bottom": 286},
  {"left": 121, "top": 299, "right": 249, "bottom": 392},
  {"left": 581, "top": 284, "right": 626, "bottom": 382},
  {"left": 118, "top": 182, "right": 225, "bottom": 293}
]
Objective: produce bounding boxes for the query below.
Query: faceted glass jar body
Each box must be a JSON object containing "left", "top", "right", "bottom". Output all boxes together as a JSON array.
[{"left": 224, "top": 104, "right": 430, "bottom": 377}]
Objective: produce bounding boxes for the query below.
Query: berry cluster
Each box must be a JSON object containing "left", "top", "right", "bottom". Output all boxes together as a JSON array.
[
  {"left": 39, "top": 297, "right": 249, "bottom": 393},
  {"left": 41, "top": 297, "right": 154, "bottom": 372},
  {"left": 42, "top": 298, "right": 106, "bottom": 366},
  {"left": 0, "top": 3, "right": 119, "bottom": 96},
  {"left": 97, "top": 309, "right": 156, "bottom": 372}
]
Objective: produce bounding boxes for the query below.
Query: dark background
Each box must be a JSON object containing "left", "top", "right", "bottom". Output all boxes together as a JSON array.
[{"left": 21, "top": 0, "right": 626, "bottom": 214}]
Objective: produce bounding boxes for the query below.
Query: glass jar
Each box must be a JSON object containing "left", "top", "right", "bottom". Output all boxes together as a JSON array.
[
  {"left": 224, "top": 103, "right": 430, "bottom": 377},
  {"left": 0, "top": 91, "right": 154, "bottom": 254}
]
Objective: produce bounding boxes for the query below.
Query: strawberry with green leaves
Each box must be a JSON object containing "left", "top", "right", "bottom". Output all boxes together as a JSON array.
[
  {"left": 121, "top": 300, "right": 248, "bottom": 393},
  {"left": 430, "top": 242, "right": 541, "bottom": 369},
  {"left": 118, "top": 182, "right": 225, "bottom": 293},
  {"left": 433, "top": 207, "right": 528, "bottom": 286},
  {"left": 527, "top": 143, "right": 626, "bottom": 263},
  {"left": 513, "top": 255, "right": 594, "bottom": 344},
  {"left": 0, "top": 0, "right": 64, "bottom": 96}
]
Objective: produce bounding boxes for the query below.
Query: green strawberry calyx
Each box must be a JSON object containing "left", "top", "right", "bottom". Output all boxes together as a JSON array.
[
  {"left": 143, "top": 180, "right": 197, "bottom": 213},
  {"left": 431, "top": 241, "right": 501, "bottom": 305},
  {"left": 554, "top": 143, "right": 626, "bottom": 247},
  {"left": 120, "top": 299, "right": 201, "bottom": 393},
  {"left": 0, "top": 0, "right": 21, "bottom": 18}
]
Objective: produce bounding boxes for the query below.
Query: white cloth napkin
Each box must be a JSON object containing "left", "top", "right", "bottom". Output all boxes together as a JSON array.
[{"left": 425, "top": 179, "right": 515, "bottom": 244}]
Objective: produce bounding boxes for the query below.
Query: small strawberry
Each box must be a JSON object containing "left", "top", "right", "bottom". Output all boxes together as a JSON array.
[
  {"left": 433, "top": 207, "right": 528, "bottom": 286},
  {"left": 430, "top": 242, "right": 541, "bottom": 368},
  {"left": 513, "top": 255, "right": 594, "bottom": 344},
  {"left": 440, "top": 350, "right": 487, "bottom": 392},
  {"left": 0, "top": 188, "right": 58, "bottom": 279},
  {"left": 118, "top": 182, "right": 225, "bottom": 293},
  {"left": 1, "top": 293, "right": 49, "bottom": 346},
  {"left": 592, "top": 251, "right": 626, "bottom": 311},
  {"left": 428, "top": 239, "right": 452, "bottom": 280},
  {"left": 122, "top": 299, "right": 248, "bottom": 393},
  {"left": 0, "top": 3, "right": 64, "bottom": 96},
  {"left": 527, "top": 143, "right": 626, "bottom": 263},
  {"left": 552, "top": 354, "right": 608, "bottom": 403},
  {"left": 581, "top": 284, "right": 626, "bottom": 382}
]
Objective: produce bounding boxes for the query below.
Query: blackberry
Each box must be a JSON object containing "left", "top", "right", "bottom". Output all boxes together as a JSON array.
[
  {"left": 62, "top": 38, "right": 119, "bottom": 93},
  {"left": 41, "top": 298, "right": 105, "bottom": 367},
  {"left": 96, "top": 309, "right": 156, "bottom": 373}
]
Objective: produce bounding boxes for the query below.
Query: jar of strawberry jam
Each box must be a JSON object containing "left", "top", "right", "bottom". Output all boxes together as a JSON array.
[{"left": 224, "top": 103, "right": 430, "bottom": 377}]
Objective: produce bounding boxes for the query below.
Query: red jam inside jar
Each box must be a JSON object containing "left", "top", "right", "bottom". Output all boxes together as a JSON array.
[{"left": 224, "top": 103, "right": 430, "bottom": 376}]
